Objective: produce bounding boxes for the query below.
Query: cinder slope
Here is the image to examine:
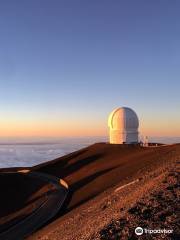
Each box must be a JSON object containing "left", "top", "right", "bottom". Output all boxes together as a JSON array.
[
  {"left": 29, "top": 143, "right": 180, "bottom": 240},
  {"left": 33, "top": 143, "right": 180, "bottom": 210}
]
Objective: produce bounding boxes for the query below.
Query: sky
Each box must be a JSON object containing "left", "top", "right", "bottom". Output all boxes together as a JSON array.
[{"left": 0, "top": 0, "right": 180, "bottom": 138}]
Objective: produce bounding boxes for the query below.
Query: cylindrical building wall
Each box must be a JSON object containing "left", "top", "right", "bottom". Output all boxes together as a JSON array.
[{"left": 108, "top": 107, "right": 139, "bottom": 144}]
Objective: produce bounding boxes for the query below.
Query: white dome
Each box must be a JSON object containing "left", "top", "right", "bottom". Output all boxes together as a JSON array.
[
  {"left": 108, "top": 107, "right": 139, "bottom": 131},
  {"left": 108, "top": 107, "right": 139, "bottom": 144}
]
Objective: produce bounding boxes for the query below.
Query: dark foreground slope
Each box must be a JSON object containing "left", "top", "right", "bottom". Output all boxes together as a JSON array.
[
  {"left": 0, "top": 172, "right": 68, "bottom": 240},
  {"left": 33, "top": 143, "right": 179, "bottom": 211}
]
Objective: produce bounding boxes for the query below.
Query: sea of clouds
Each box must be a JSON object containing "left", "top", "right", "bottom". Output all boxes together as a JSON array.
[
  {"left": 0, "top": 136, "right": 179, "bottom": 168},
  {"left": 0, "top": 137, "right": 107, "bottom": 168}
]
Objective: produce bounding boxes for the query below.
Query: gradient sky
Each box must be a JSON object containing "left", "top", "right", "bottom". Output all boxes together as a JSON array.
[{"left": 0, "top": 0, "right": 180, "bottom": 137}]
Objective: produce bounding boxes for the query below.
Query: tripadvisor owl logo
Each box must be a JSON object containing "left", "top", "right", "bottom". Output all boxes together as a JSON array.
[
  {"left": 135, "top": 227, "right": 173, "bottom": 235},
  {"left": 135, "top": 227, "right": 143, "bottom": 235}
]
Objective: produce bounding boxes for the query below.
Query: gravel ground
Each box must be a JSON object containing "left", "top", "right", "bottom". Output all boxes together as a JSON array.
[{"left": 93, "top": 164, "right": 179, "bottom": 240}]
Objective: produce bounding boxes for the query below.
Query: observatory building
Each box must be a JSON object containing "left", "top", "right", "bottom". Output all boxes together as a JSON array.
[{"left": 108, "top": 107, "right": 139, "bottom": 144}]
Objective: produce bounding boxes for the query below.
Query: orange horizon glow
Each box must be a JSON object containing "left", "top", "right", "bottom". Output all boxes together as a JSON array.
[
  {"left": 0, "top": 110, "right": 179, "bottom": 138},
  {"left": 0, "top": 118, "right": 179, "bottom": 138},
  {"left": 0, "top": 119, "right": 106, "bottom": 138}
]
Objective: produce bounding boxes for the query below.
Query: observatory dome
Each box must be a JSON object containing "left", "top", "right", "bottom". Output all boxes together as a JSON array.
[{"left": 108, "top": 107, "right": 139, "bottom": 144}]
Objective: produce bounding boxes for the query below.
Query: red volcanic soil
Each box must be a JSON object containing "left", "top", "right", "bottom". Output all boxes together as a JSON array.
[
  {"left": 29, "top": 143, "right": 180, "bottom": 240},
  {"left": 94, "top": 167, "right": 179, "bottom": 240},
  {"left": 33, "top": 143, "right": 179, "bottom": 211}
]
